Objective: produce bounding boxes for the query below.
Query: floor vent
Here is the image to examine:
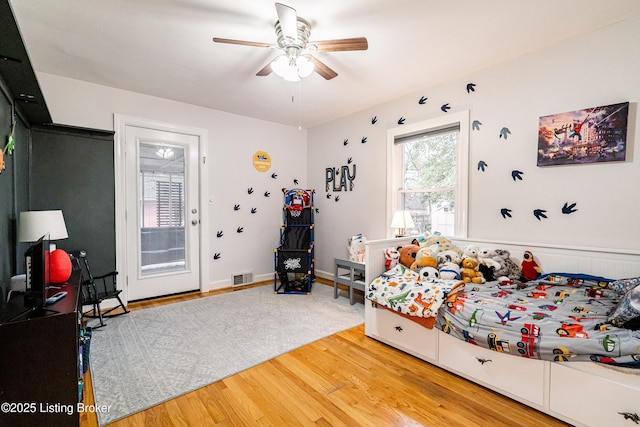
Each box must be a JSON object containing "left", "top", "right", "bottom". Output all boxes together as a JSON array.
[{"left": 232, "top": 272, "right": 253, "bottom": 287}]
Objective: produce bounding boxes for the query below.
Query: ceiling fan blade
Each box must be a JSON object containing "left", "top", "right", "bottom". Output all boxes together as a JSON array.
[
  {"left": 309, "top": 55, "right": 338, "bottom": 80},
  {"left": 311, "top": 37, "right": 369, "bottom": 52},
  {"left": 256, "top": 61, "right": 273, "bottom": 77},
  {"left": 212, "top": 38, "right": 272, "bottom": 49},
  {"left": 275, "top": 3, "right": 298, "bottom": 41}
]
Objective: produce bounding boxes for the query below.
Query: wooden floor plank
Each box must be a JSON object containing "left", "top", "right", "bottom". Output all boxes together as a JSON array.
[{"left": 80, "top": 281, "right": 569, "bottom": 427}]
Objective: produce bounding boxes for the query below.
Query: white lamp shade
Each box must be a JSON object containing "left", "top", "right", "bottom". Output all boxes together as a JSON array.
[
  {"left": 18, "top": 210, "right": 69, "bottom": 242},
  {"left": 390, "top": 210, "right": 415, "bottom": 230},
  {"left": 271, "top": 55, "right": 290, "bottom": 77},
  {"left": 282, "top": 66, "right": 301, "bottom": 82},
  {"left": 271, "top": 54, "right": 315, "bottom": 81},
  {"left": 297, "top": 56, "right": 315, "bottom": 78}
]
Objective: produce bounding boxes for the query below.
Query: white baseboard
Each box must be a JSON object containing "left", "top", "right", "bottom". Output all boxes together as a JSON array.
[{"left": 314, "top": 269, "right": 333, "bottom": 281}]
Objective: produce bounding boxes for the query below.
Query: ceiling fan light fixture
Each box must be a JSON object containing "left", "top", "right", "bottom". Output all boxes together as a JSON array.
[
  {"left": 283, "top": 66, "right": 301, "bottom": 82},
  {"left": 271, "top": 54, "right": 290, "bottom": 77},
  {"left": 297, "top": 55, "right": 314, "bottom": 78},
  {"left": 272, "top": 55, "right": 299, "bottom": 81},
  {"left": 214, "top": 3, "right": 367, "bottom": 81},
  {"left": 271, "top": 54, "right": 314, "bottom": 81}
]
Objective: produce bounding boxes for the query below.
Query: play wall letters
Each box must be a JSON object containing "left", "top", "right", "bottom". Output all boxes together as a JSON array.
[{"left": 325, "top": 163, "right": 356, "bottom": 192}]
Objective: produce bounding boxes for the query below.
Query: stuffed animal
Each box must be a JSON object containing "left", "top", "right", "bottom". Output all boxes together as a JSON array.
[
  {"left": 478, "top": 263, "right": 496, "bottom": 282},
  {"left": 384, "top": 247, "right": 400, "bottom": 270},
  {"left": 461, "top": 257, "right": 485, "bottom": 284},
  {"left": 520, "top": 250, "right": 541, "bottom": 281},
  {"left": 418, "top": 266, "right": 440, "bottom": 281},
  {"left": 438, "top": 249, "right": 461, "bottom": 266},
  {"left": 411, "top": 234, "right": 429, "bottom": 248},
  {"left": 492, "top": 249, "right": 522, "bottom": 281},
  {"left": 462, "top": 245, "right": 479, "bottom": 261},
  {"left": 478, "top": 248, "right": 501, "bottom": 269},
  {"left": 439, "top": 261, "right": 461, "bottom": 280},
  {"left": 410, "top": 246, "right": 438, "bottom": 271},
  {"left": 420, "top": 234, "right": 462, "bottom": 257},
  {"left": 397, "top": 244, "right": 420, "bottom": 269}
]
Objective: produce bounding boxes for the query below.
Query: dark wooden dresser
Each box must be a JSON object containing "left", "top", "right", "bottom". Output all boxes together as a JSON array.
[{"left": 0, "top": 274, "right": 82, "bottom": 427}]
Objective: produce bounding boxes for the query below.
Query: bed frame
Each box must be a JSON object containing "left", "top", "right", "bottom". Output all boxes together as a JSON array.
[{"left": 364, "top": 237, "right": 640, "bottom": 427}]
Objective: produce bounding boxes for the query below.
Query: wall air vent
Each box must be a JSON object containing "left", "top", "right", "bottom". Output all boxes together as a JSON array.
[{"left": 232, "top": 272, "right": 253, "bottom": 287}]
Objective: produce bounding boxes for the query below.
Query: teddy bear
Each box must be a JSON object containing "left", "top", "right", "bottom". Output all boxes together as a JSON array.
[
  {"left": 439, "top": 261, "right": 461, "bottom": 280},
  {"left": 460, "top": 257, "right": 485, "bottom": 284},
  {"left": 478, "top": 248, "right": 501, "bottom": 269},
  {"left": 397, "top": 244, "right": 420, "bottom": 269},
  {"left": 462, "top": 245, "right": 479, "bottom": 261},
  {"left": 384, "top": 247, "right": 400, "bottom": 270},
  {"left": 410, "top": 246, "right": 438, "bottom": 271},
  {"left": 491, "top": 249, "right": 522, "bottom": 281}
]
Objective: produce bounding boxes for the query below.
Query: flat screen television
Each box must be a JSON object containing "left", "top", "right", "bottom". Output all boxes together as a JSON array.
[{"left": 24, "top": 234, "right": 50, "bottom": 311}]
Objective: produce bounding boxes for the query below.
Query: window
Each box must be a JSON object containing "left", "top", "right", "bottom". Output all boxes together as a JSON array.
[
  {"left": 139, "top": 143, "right": 186, "bottom": 228},
  {"left": 138, "top": 143, "right": 187, "bottom": 273},
  {"left": 148, "top": 178, "right": 184, "bottom": 227},
  {"left": 387, "top": 111, "right": 469, "bottom": 237}
]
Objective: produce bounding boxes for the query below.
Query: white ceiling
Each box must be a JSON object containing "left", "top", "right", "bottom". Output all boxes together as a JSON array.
[{"left": 9, "top": 0, "right": 640, "bottom": 129}]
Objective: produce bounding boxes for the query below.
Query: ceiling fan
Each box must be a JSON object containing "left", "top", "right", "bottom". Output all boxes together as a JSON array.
[{"left": 213, "top": 3, "right": 368, "bottom": 81}]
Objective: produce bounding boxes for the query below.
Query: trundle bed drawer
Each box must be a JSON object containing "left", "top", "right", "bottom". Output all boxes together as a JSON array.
[
  {"left": 550, "top": 362, "right": 640, "bottom": 427},
  {"left": 365, "top": 303, "right": 438, "bottom": 362},
  {"left": 438, "top": 331, "right": 546, "bottom": 406}
]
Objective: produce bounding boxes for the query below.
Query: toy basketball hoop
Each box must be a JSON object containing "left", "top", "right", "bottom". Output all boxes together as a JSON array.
[{"left": 284, "top": 189, "right": 311, "bottom": 217}]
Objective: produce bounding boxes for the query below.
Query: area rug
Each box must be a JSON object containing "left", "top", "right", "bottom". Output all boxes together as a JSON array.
[{"left": 89, "top": 284, "right": 364, "bottom": 426}]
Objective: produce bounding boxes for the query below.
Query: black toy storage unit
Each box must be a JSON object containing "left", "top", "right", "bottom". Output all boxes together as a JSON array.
[{"left": 274, "top": 188, "right": 315, "bottom": 294}]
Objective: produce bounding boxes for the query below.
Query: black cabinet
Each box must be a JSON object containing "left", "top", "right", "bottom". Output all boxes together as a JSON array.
[{"left": 0, "top": 277, "right": 81, "bottom": 427}]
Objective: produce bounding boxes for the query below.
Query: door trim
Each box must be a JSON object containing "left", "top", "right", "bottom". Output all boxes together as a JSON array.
[{"left": 114, "top": 114, "right": 209, "bottom": 304}]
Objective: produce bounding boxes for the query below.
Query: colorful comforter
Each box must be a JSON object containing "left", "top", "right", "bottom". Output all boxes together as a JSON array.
[
  {"left": 367, "top": 268, "right": 640, "bottom": 366},
  {"left": 367, "top": 264, "right": 465, "bottom": 323},
  {"left": 435, "top": 273, "right": 640, "bottom": 366}
]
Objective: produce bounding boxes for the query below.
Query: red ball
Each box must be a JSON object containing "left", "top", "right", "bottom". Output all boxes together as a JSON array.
[{"left": 50, "top": 249, "right": 72, "bottom": 283}]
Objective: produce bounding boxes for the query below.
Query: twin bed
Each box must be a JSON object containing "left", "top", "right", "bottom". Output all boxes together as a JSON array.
[{"left": 363, "top": 237, "right": 640, "bottom": 427}]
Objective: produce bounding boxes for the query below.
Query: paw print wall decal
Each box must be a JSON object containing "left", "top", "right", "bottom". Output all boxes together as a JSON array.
[
  {"left": 511, "top": 170, "right": 524, "bottom": 181},
  {"left": 562, "top": 203, "right": 578, "bottom": 214},
  {"left": 533, "top": 209, "right": 548, "bottom": 221}
]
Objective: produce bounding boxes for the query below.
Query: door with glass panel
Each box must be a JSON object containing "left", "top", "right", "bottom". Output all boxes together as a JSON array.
[{"left": 124, "top": 125, "right": 200, "bottom": 300}]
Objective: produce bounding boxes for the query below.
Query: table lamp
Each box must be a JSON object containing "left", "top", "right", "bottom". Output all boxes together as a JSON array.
[
  {"left": 18, "top": 210, "right": 69, "bottom": 250},
  {"left": 390, "top": 210, "right": 415, "bottom": 237}
]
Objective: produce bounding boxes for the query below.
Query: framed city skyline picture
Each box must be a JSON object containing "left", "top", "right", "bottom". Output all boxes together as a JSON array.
[{"left": 537, "top": 101, "right": 629, "bottom": 166}]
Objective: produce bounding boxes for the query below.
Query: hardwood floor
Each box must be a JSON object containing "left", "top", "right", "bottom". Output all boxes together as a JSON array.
[{"left": 80, "top": 281, "right": 569, "bottom": 427}]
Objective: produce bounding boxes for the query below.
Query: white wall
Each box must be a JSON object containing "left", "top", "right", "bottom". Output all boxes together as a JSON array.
[
  {"left": 37, "top": 73, "right": 307, "bottom": 289},
  {"left": 308, "top": 16, "right": 640, "bottom": 276},
  {"left": 36, "top": 14, "right": 640, "bottom": 286}
]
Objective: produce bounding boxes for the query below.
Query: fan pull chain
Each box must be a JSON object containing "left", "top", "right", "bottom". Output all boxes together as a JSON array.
[{"left": 297, "top": 81, "right": 302, "bottom": 130}]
